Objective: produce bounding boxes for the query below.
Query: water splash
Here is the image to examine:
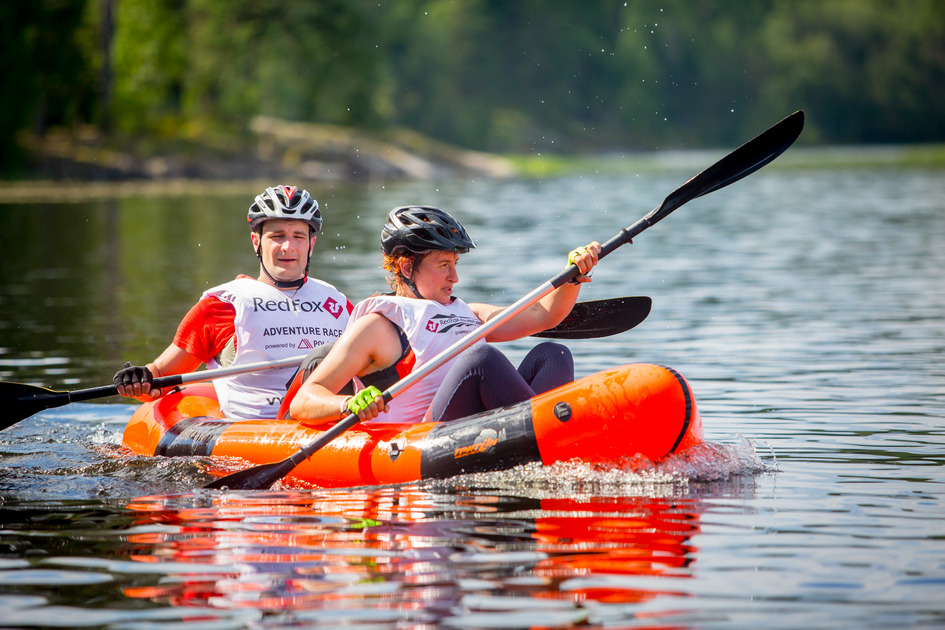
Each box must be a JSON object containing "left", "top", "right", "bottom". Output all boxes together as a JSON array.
[{"left": 433, "top": 437, "right": 773, "bottom": 500}]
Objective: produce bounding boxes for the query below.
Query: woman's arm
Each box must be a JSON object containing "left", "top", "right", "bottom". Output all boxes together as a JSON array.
[
  {"left": 289, "top": 313, "right": 403, "bottom": 422},
  {"left": 471, "top": 242, "right": 600, "bottom": 342}
]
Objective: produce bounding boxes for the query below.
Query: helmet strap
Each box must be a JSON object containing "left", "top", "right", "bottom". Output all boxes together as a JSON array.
[{"left": 399, "top": 257, "right": 427, "bottom": 300}]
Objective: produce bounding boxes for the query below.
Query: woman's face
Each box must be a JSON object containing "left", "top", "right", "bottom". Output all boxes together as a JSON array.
[{"left": 401, "top": 251, "right": 460, "bottom": 304}]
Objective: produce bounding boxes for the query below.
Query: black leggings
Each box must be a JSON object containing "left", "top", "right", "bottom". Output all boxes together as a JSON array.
[{"left": 429, "top": 341, "right": 574, "bottom": 422}]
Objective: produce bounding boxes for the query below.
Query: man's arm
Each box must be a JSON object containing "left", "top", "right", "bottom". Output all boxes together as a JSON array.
[
  {"left": 114, "top": 296, "right": 234, "bottom": 400},
  {"left": 115, "top": 343, "right": 204, "bottom": 399}
]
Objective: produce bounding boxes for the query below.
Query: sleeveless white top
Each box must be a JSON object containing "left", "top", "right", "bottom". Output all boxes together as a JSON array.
[
  {"left": 204, "top": 277, "right": 349, "bottom": 419},
  {"left": 351, "top": 295, "right": 483, "bottom": 423}
]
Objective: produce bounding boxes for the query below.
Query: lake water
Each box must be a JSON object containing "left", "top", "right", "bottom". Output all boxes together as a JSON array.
[{"left": 1, "top": 152, "right": 943, "bottom": 628}]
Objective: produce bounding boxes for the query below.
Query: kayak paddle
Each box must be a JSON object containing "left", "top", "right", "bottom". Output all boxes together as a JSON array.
[
  {"left": 205, "top": 110, "right": 805, "bottom": 491},
  {"left": 0, "top": 355, "right": 307, "bottom": 431}
]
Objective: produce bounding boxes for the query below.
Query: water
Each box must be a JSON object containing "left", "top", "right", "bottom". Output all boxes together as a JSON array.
[{"left": 1, "top": 154, "right": 944, "bottom": 628}]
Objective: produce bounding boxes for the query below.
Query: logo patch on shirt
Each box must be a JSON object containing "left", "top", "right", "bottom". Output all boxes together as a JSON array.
[
  {"left": 424, "top": 314, "right": 480, "bottom": 334},
  {"left": 324, "top": 296, "right": 344, "bottom": 319},
  {"left": 252, "top": 296, "right": 344, "bottom": 315}
]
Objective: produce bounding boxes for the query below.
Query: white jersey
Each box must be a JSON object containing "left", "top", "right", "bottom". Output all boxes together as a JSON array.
[
  {"left": 204, "top": 277, "right": 350, "bottom": 419},
  {"left": 351, "top": 295, "right": 483, "bottom": 423}
]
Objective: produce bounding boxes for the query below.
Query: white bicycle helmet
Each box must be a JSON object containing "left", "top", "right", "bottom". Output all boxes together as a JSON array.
[{"left": 247, "top": 185, "right": 322, "bottom": 233}]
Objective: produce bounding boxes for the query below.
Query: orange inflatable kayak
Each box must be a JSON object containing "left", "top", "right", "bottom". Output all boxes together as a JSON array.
[{"left": 122, "top": 363, "right": 703, "bottom": 488}]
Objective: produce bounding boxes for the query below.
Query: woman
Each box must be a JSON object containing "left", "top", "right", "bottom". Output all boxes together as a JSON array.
[{"left": 289, "top": 205, "right": 600, "bottom": 425}]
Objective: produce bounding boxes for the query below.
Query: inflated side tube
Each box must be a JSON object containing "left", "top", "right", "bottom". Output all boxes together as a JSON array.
[{"left": 122, "top": 363, "right": 703, "bottom": 488}]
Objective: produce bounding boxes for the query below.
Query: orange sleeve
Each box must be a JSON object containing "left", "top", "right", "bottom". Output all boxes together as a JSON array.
[{"left": 173, "top": 296, "right": 237, "bottom": 364}]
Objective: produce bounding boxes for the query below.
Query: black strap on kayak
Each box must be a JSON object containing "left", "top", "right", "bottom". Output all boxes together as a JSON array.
[
  {"left": 663, "top": 366, "right": 695, "bottom": 455},
  {"left": 155, "top": 416, "right": 229, "bottom": 457}
]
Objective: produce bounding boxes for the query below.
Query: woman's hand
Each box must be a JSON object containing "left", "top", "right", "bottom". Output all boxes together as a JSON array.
[
  {"left": 346, "top": 385, "right": 389, "bottom": 421},
  {"left": 567, "top": 241, "right": 601, "bottom": 283}
]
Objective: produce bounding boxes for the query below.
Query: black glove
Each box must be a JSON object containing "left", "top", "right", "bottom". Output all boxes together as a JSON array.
[{"left": 113, "top": 362, "right": 155, "bottom": 396}]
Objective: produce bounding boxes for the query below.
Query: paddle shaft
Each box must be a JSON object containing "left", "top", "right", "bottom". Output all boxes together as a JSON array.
[
  {"left": 109, "top": 355, "right": 306, "bottom": 398},
  {"left": 207, "top": 110, "right": 805, "bottom": 489},
  {"left": 249, "top": 277, "right": 576, "bottom": 473},
  {"left": 2, "top": 296, "right": 642, "bottom": 433},
  {"left": 209, "top": 241, "right": 647, "bottom": 486},
  {"left": 208, "top": 242, "right": 606, "bottom": 487},
  {"left": 17, "top": 355, "right": 305, "bottom": 411}
]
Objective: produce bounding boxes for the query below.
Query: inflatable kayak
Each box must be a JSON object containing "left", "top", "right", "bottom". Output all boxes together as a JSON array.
[{"left": 122, "top": 363, "right": 703, "bottom": 488}]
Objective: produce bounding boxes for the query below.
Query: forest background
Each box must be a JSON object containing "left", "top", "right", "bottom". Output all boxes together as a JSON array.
[{"left": 3, "top": 0, "right": 944, "bottom": 182}]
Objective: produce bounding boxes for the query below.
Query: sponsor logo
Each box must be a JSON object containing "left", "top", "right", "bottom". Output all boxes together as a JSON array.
[
  {"left": 324, "top": 296, "right": 344, "bottom": 319},
  {"left": 453, "top": 428, "right": 502, "bottom": 459},
  {"left": 252, "top": 295, "right": 345, "bottom": 317},
  {"left": 264, "top": 339, "right": 329, "bottom": 351},
  {"left": 424, "top": 313, "right": 480, "bottom": 334},
  {"left": 262, "top": 326, "right": 344, "bottom": 337}
]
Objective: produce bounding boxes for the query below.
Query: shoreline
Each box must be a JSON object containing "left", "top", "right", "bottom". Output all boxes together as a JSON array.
[{"left": 3, "top": 143, "right": 943, "bottom": 204}]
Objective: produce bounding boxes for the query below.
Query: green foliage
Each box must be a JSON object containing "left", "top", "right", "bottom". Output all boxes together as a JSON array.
[
  {"left": 111, "top": 0, "right": 189, "bottom": 135},
  {"left": 4, "top": 0, "right": 945, "bottom": 171},
  {"left": 0, "top": 0, "right": 96, "bottom": 171},
  {"left": 184, "top": 0, "right": 384, "bottom": 129},
  {"left": 760, "top": 0, "right": 945, "bottom": 144}
]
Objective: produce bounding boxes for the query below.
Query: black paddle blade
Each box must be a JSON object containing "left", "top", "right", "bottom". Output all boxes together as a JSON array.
[
  {"left": 649, "top": 110, "right": 805, "bottom": 225},
  {"left": 534, "top": 296, "right": 651, "bottom": 339},
  {"left": 0, "top": 382, "right": 71, "bottom": 430},
  {"left": 205, "top": 459, "right": 297, "bottom": 490},
  {"left": 205, "top": 413, "right": 362, "bottom": 490}
]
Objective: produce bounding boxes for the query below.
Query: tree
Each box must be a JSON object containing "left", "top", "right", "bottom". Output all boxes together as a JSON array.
[{"left": 0, "top": 0, "right": 95, "bottom": 171}]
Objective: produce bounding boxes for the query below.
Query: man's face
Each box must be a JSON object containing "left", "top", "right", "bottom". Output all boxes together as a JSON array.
[{"left": 253, "top": 219, "right": 315, "bottom": 285}]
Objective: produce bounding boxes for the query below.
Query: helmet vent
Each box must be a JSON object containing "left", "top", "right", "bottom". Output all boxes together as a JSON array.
[
  {"left": 247, "top": 185, "right": 323, "bottom": 233},
  {"left": 381, "top": 205, "right": 475, "bottom": 256}
]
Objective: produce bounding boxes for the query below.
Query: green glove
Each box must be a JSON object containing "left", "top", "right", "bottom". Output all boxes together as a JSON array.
[
  {"left": 567, "top": 246, "right": 589, "bottom": 267},
  {"left": 348, "top": 385, "right": 384, "bottom": 415},
  {"left": 566, "top": 245, "right": 595, "bottom": 285}
]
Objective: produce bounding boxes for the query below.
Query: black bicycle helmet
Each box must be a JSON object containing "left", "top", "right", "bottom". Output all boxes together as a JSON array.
[
  {"left": 381, "top": 206, "right": 476, "bottom": 256},
  {"left": 247, "top": 185, "right": 322, "bottom": 234}
]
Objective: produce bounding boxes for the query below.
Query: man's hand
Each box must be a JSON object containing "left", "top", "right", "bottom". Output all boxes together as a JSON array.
[{"left": 114, "top": 362, "right": 160, "bottom": 398}]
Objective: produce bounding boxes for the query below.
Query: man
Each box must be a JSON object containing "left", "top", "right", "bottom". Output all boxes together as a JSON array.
[{"left": 114, "top": 185, "right": 352, "bottom": 419}]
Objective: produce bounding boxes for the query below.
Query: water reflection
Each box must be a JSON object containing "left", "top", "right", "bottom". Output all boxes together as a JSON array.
[{"left": 114, "top": 483, "right": 713, "bottom": 625}]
